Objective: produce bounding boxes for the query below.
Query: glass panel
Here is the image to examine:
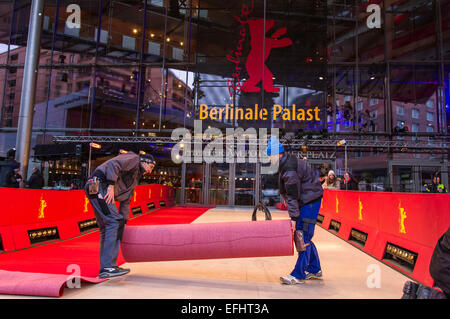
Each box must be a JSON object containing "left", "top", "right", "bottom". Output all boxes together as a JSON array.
[
  {"left": 392, "top": 165, "right": 414, "bottom": 192},
  {"left": 185, "top": 163, "right": 203, "bottom": 204},
  {"left": 210, "top": 163, "right": 229, "bottom": 205},
  {"left": 235, "top": 163, "right": 255, "bottom": 206},
  {"left": 385, "top": 0, "right": 438, "bottom": 61}
]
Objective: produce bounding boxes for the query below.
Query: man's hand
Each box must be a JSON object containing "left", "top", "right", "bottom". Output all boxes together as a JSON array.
[{"left": 104, "top": 185, "right": 115, "bottom": 204}]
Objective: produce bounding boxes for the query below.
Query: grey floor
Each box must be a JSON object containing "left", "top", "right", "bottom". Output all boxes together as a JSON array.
[{"left": 2, "top": 207, "right": 409, "bottom": 299}]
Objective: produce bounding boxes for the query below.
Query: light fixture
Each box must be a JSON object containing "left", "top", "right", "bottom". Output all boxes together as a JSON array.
[
  {"left": 319, "top": 76, "right": 324, "bottom": 80},
  {"left": 150, "top": 33, "right": 155, "bottom": 38},
  {"left": 166, "top": 37, "right": 170, "bottom": 42},
  {"left": 180, "top": 41, "right": 183, "bottom": 46},
  {"left": 90, "top": 143, "right": 101, "bottom": 149},
  {"left": 133, "top": 28, "right": 138, "bottom": 34}
]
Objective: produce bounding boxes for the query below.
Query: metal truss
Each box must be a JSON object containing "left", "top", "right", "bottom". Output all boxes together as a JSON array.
[{"left": 53, "top": 135, "right": 449, "bottom": 150}]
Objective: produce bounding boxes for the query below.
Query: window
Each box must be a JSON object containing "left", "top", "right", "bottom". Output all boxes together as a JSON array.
[
  {"left": 357, "top": 101, "right": 363, "bottom": 111},
  {"left": 370, "top": 98, "right": 378, "bottom": 106},
  {"left": 344, "top": 95, "right": 351, "bottom": 102},
  {"left": 412, "top": 108, "right": 419, "bottom": 119},
  {"left": 426, "top": 125, "right": 434, "bottom": 133},
  {"left": 370, "top": 110, "right": 378, "bottom": 119},
  {"left": 8, "top": 79, "right": 16, "bottom": 87},
  {"left": 396, "top": 105, "right": 405, "bottom": 115},
  {"left": 426, "top": 100, "right": 434, "bottom": 108},
  {"left": 10, "top": 54, "right": 18, "bottom": 62},
  {"left": 411, "top": 123, "right": 419, "bottom": 132},
  {"left": 426, "top": 112, "right": 434, "bottom": 121}
]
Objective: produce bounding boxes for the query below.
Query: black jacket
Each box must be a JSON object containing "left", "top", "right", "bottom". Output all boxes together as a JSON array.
[
  {"left": 93, "top": 151, "right": 145, "bottom": 202},
  {"left": 5, "top": 171, "right": 21, "bottom": 188},
  {"left": 27, "top": 171, "right": 45, "bottom": 189},
  {"left": 429, "top": 227, "right": 450, "bottom": 294},
  {"left": 278, "top": 154, "right": 323, "bottom": 220},
  {"left": 343, "top": 178, "right": 358, "bottom": 190}
]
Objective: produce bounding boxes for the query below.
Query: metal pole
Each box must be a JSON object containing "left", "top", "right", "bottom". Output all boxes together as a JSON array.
[
  {"left": 15, "top": 0, "right": 44, "bottom": 181},
  {"left": 345, "top": 144, "right": 348, "bottom": 173},
  {"left": 88, "top": 146, "right": 92, "bottom": 178}
]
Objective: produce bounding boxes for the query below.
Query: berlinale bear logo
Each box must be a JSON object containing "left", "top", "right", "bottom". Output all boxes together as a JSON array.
[
  {"left": 227, "top": 1, "right": 292, "bottom": 96},
  {"left": 242, "top": 19, "right": 292, "bottom": 93}
]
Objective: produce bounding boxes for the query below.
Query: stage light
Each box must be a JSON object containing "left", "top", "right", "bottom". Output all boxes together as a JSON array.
[
  {"left": 337, "top": 139, "right": 346, "bottom": 146},
  {"left": 90, "top": 143, "right": 101, "bottom": 149}
]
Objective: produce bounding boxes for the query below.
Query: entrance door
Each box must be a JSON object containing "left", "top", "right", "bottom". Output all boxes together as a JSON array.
[
  {"left": 210, "top": 163, "right": 230, "bottom": 205},
  {"left": 184, "top": 164, "right": 204, "bottom": 204},
  {"left": 234, "top": 163, "right": 256, "bottom": 206}
]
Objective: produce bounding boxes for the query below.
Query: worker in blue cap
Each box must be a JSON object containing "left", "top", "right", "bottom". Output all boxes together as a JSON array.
[{"left": 266, "top": 136, "right": 324, "bottom": 284}]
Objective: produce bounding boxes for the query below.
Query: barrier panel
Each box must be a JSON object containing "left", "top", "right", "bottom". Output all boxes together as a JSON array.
[
  {"left": 0, "top": 184, "right": 174, "bottom": 252},
  {"left": 318, "top": 189, "right": 450, "bottom": 287}
]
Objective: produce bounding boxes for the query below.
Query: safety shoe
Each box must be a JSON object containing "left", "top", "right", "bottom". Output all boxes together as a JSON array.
[
  {"left": 280, "top": 275, "right": 305, "bottom": 285},
  {"left": 98, "top": 267, "right": 130, "bottom": 279},
  {"left": 305, "top": 270, "right": 322, "bottom": 280},
  {"left": 401, "top": 281, "right": 419, "bottom": 299}
]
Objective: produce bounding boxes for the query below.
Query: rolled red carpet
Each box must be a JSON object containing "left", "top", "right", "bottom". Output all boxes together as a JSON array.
[{"left": 121, "top": 220, "right": 294, "bottom": 262}]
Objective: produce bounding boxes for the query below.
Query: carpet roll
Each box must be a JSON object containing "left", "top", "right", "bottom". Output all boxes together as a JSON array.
[{"left": 121, "top": 220, "right": 294, "bottom": 262}]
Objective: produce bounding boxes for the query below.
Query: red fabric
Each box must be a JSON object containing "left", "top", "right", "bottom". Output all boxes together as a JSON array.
[
  {"left": 0, "top": 206, "right": 210, "bottom": 297},
  {"left": 319, "top": 190, "right": 450, "bottom": 287},
  {"left": 121, "top": 220, "right": 294, "bottom": 262},
  {"left": 275, "top": 202, "right": 288, "bottom": 210}
]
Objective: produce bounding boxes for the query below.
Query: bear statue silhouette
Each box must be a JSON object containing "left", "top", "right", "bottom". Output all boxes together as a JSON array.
[{"left": 241, "top": 19, "right": 293, "bottom": 94}]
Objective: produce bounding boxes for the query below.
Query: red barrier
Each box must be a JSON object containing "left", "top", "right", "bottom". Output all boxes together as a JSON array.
[
  {"left": 318, "top": 190, "right": 450, "bottom": 287},
  {"left": 0, "top": 184, "right": 174, "bottom": 252}
]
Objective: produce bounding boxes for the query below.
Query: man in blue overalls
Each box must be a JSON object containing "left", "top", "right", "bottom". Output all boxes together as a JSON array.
[{"left": 266, "top": 136, "right": 324, "bottom": 284}]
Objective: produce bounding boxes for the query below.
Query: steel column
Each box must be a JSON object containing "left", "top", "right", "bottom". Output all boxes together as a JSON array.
[{"left": 15, "top": 0, "right": 45, "bottom": 180}]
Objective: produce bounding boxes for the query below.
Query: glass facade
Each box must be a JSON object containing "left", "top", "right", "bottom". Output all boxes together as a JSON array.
[{"left": 0, "top": 0, "right": 449, "bottom": 202}]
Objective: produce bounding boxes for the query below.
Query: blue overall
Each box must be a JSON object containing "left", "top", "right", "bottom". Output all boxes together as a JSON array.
[{"left": 291, "top": 198, "right": 322, "bottom": 279}]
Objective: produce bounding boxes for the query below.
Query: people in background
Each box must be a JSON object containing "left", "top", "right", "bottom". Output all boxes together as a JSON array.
[
  {"left": 323, "top": 170, "right": 340, "bottom": 190},
  {"left": 5, "top": 164, "right": 22, "bottom": 188},
  {"left": 0, "top": 148, "right": 19, "bottom": 187},
  {"left": 342, "top": 172, "right": 358, "bottom": 190},
  {"left": 26, "top": 167, "right": 45, "bottom": 189},
  {"left": 426, "top": 173, "right": 447, "bottom": 193}
]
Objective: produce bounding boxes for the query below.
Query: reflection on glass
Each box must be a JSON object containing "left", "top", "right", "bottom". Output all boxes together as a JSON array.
[
  {"left": 210, "top": 163, "right": 229, "bottom": 205},
  {"left": 235, "top": 163, "right": 255, "bottom": 206},
  {"left": 393, "top": 166, "right": 414, "bottom": 193},
  {"left": 185, "top": 164, "right": 203, "bottom": 204}
]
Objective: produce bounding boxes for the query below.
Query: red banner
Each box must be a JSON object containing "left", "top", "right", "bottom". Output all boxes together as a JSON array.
[
  {"left": 319, "top": 190, "right": 450, "bottom": 287},
  {"left": 0, "top": 184, "right": 174, "bottom": 252}
]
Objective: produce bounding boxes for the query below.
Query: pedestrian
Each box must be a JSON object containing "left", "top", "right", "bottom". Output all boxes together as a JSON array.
[
  {"left": 323, "top": 170, "right": 340, "bottom": 190},
  {"left": 84, "top": 151, "right": 156, "bottom": 279},
  {"left": 26, "top": 167, "right": 45, "bottom": 189},
  {"left": 0, "top": 148, "right": 18, "bottom": 187},
  {"left": 342, "top": 172, "right": 358, "bottom": 190},
  {"left": 5, "top": 164, "right": 22, "bottom": 188},
  {"left": 266, "top": 136, "right": 324, "bottom": 285}
]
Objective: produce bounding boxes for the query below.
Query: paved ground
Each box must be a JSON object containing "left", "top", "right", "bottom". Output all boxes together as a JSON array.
[{"left": 3, "top": 207, "right": 409, "bottom": 299}]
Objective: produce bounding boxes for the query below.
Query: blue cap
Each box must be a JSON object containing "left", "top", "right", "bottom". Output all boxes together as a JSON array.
[{"left": 266, "top": 136, "right": 285, "bottom": 156}]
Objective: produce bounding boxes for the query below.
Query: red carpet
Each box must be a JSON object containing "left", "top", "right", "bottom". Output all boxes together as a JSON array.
[
  {"left": 0, "top": 205, "right": 211, "bottom": 297},
  {"left": 121, "top": 220, "right": 293, "bottom": 262}
]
